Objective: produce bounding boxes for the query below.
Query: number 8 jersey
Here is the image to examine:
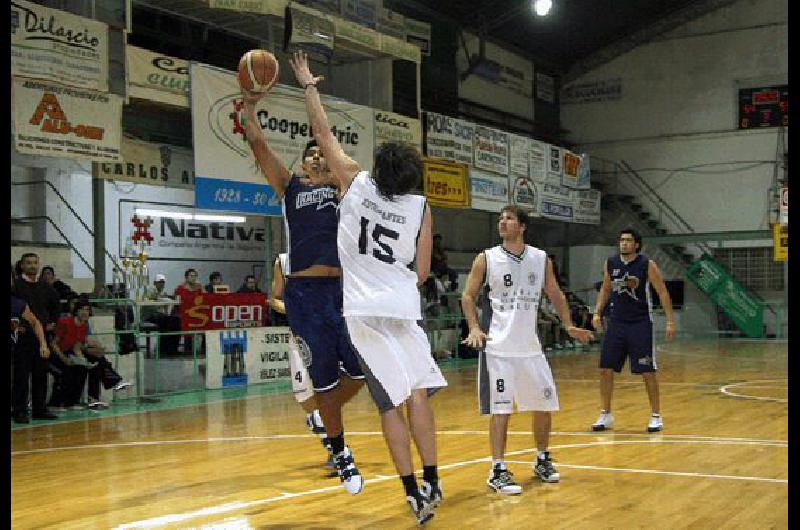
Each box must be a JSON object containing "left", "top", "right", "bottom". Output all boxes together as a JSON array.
[
  {"left": 481, "top": 245, "right": 547, "bottom": 356},
  {"left": 337, "top": 171, "right": 427, "bottom": 320}
]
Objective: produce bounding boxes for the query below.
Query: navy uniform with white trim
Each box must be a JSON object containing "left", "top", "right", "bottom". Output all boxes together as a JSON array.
[{"left": 600, "top": 253, "right": 656, "bottom": 374}]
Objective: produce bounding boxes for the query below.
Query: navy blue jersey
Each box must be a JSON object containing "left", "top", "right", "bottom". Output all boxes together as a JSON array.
[
  {"left": 281, "top": 175, "right": 340, "bottom": 274},
  {"left": 607, "top": 253, "right": 652, "bottom": 323}
]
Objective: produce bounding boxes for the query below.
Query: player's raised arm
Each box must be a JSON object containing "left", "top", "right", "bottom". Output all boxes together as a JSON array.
[
  {"left": 288, "top": 50, "right": 360, "bottom": 193},
  {"left": 543, "top": 257, "right": 594, "bottom": 344},
  {"left": 241, "top": 89, "right": 291, "bottom": 197},
  {"left": 460, "top": 252, "right": 488, "bottom": 349},
  {"left": 648, "top": 260, "right": 675, "bottom": 341}
]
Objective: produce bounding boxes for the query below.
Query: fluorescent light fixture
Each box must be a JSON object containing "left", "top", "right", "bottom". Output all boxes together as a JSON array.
[
  {"left": 135, "top": 208, "right": 246, "bottom": 223},
  {"left": 533, "top": 0, "right": 552, "bottom": 16}
]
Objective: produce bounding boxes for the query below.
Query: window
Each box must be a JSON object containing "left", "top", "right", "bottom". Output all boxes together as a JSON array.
[{"left": 713, "top": 247, "right": 784, "bottom": 291}]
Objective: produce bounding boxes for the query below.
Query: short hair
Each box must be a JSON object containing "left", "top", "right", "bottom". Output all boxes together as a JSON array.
[
  {"left": 245, "top": 274, "right": 256, "bottom": 282},
  {"left": 210, "top": 271, "right": 222, "bottom": 282},
  {"left": 40, "top": 266, "right": 55, "bottom": 276},
  {"left": 371, "top": 142, "right": 422, "bottom": 200},
  {"left": 499, "top": 205, "right": 530, "bottom": 231},
  {"left": 184, "top": 268, "right": 197, "bottom": 279},
  {"left": 72, "top": 296, "right": 92, "bottom": 315},
  {"left": 303, "top": 139, "right": 319, "bottom": 159},
  {"left": 619, "top": 226, "right": 643, "bottom": 252},
  {"left": 20, "top": 252, "right": 39, "bottom": 262}
]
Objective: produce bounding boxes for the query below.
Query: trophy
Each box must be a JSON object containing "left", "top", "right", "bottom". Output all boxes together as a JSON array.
[{"left": 125, "top": 214, "right": 154, "bottom": 300}]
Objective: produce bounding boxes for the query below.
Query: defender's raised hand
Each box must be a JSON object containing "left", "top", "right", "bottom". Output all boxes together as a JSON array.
[{"left": 288, "top": 50, "right": 324, "bottom": 88}]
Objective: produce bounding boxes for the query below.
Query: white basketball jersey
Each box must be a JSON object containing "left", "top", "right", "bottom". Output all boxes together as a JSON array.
[
  {"left": 338, "top": 171, "right": 426, "bottom": 319},
  {"left": 481, "top": 245, "right": 547, "bottom": 356}
]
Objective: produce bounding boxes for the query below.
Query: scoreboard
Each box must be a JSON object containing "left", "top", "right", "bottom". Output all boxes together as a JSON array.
[{"left": 738, "top": 85, "right": 788, "bottom": 129}]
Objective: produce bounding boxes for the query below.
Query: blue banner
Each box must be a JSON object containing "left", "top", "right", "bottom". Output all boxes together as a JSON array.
[{"left": 195, "top": 176, "right": 282, "bottom": 216}]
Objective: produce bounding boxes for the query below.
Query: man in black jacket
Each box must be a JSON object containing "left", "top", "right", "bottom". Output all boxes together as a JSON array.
[{"left": 13, "top": 253, "right": 60, "bottom": 423}]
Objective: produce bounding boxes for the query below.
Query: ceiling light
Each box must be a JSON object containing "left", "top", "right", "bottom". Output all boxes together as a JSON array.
[
  {"left": 533, "top": 0, "right": 552, "bottom": 16},
  {"left": 135, "top": 208, "right": 247, "bottom": 223}
]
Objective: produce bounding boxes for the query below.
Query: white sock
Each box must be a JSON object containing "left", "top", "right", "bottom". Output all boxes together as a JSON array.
[
  {"left": 492, "top": 459, "right": 506, "bottom": 470},
  {"left": 537, "top": 451, "right": 549, "bottom": 462},
  {"left": 652, "top": 413, "right": 661, "bottom": 417}
]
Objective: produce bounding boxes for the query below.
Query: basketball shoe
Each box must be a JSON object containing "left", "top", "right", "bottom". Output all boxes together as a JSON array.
[
  {"left": 420, "top": 479, "right": 443, "bottom": 507},
  {"left": 591, "top": 410, "right": 614, "bottom": 431},
  {"left": 534, "top": 453, "right": 560, "bottom": 483},
  {"left": 647, "top": 413, "right": 663, "bottom": 432},
  {"left": 334, "top": 446, "right": 364, "bottom": 494},
  {"left": 406, "top": 489, "right": 435, "bottom": 525},
  {"left": 487, "top": 466, "right": 522, "bottom": 495}
]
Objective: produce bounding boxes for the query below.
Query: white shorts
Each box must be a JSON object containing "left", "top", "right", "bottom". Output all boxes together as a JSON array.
[
  {"left": 346, "top": 316, "right": 448, "bottom": 413},
  {"left": 288, "top": 337, "right": 314, "bottom": 403},
  {"left": 478, "top": 352, "right": 560, "bottom": 415}
]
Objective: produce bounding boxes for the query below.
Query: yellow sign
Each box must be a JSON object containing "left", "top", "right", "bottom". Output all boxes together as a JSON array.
[
  {"left": 423, "top": 159, "right": 470, "bottom": 208},
  {"left": 773, "top": 223, "right": 788, "bottom": 261}
]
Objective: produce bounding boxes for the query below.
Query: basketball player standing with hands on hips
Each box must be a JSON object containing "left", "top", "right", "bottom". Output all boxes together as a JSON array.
[
  {"left": 289, "top": 49, "right": 447, "bottom": 525},
  {"left": 240, "top": 66, "right": 365, "bottom": 495},
  {"left": 461, "top": 206, "right": 593, "bottom": 494}
]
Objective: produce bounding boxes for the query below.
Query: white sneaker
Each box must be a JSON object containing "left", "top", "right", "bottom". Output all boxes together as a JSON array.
[
  {"left": 592, "top": 410, "right": 614, "bottom": 431},
  {"left": 647, "top": 414, "right": 663, "bottom": 433},
  {"left": 87, "top": 398, "right": 109, "bottom": 409},
  {"left": 487, "top": 467, "right": 523, "bottom": 495},
  {"left": 113, "top": 381, "right": 133, "bottom": 391},
  {"left": 334, "top": 446, "right": 364, "bottom": 494}
]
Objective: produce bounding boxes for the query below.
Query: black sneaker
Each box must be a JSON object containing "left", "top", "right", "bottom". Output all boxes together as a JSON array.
[
  {"left": 420, "top": 479, "right": 443, "bottom": 507},
  {"left": 334, "top": 446, "right": 364, "bottom": 494},
  {"left": 406, "top": 490, "right": 435, "bottom": 525},
  {"left": 534, "top": 456, "right": 560, "bottom": 483},
  {"left": 486, "top": 467, "right": 522, "bottom": 494}
]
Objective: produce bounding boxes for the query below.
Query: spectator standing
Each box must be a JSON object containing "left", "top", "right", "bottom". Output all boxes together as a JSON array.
[
  {"left": 205, "top": 271, "right": 223, "bottom": 293},
  {"left": 174, "top": 269, "right": 204, "bottom": 354},
  {"left": 12, "top": 253, "right": 59, "bottom": 422}
]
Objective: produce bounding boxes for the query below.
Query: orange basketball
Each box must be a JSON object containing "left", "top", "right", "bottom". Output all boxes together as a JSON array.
[{"left": 237, "top": 49, "right": 279, "bottom": 93}]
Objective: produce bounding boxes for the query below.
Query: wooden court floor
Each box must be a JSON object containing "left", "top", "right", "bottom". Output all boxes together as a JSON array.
[{"left": 11, "top": 339, "right": 788, "bottom": 529}]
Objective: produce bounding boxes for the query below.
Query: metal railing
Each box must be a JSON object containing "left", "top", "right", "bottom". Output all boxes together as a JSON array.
[{"left": 12, "top": 215, "right": 95, "bottom": 273}]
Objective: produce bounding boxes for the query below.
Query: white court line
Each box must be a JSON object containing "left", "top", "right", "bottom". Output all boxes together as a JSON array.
[
  {"left": 503, "top": 460, "right": 788, "bottom": 484},
  {"left": 11, "top": 431, "right": 788, "bottom": 456},
  {"left": 719, "top": 379, "right": 789, "bottom": 403},
  {"left": 112, "top": 438, "right": 787, "bottom": 529}
]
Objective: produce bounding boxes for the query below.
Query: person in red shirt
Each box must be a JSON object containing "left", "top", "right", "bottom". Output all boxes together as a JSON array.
[{"left": 174, "top": 268, "right": 204, "bottom": 354}]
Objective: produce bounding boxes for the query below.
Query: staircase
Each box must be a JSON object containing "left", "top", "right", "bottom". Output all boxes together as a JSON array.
[{"left": 594, "top": 159, "right": 771, "bottom": 338}]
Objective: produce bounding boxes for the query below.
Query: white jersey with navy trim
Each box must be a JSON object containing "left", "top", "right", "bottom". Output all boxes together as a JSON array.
[
  {"left": 481, "top": 244, "right": 547, "bottom": 357},
  {"left": 337, "top": 171, "right": 426, "bottom": 319}
]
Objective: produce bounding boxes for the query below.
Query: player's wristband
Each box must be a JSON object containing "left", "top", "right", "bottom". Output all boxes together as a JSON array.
[{"left": 304, "top": 81, "right": 318, "bottom": 90}]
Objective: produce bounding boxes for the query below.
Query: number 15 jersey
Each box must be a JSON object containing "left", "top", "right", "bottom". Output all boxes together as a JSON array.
[
  {"left": 338, "top": 171, "right": 426, "bottom": 320},
  {"left": 481, "top": 245, "right": 547, "bottom": 357}
]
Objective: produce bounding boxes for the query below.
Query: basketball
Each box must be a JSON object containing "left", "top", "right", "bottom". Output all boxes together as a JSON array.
[{"left": 237, "top": 49, "right": 279, "bottom": 93}]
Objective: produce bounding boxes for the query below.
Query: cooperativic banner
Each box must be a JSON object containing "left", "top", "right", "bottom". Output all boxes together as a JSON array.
[
  {"left": 191, "top": 62, "right": 374, "bottom": 215},
  {"left": 127, "top": 45, "right": 190, "bottom": 107},
  {"left": 11, "top": 0, "right": 109, "bottom": 92},
  {"left": 12, "top": 77, "right": 122, "bottom": 162},
  {"left": 425, "top": 112, "right": 474, "bottom": 165}
]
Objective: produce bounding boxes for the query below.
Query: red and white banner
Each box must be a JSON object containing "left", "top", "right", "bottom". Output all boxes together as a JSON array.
[
  {"left": 180, "top": 292, "right": 269, "bottom": 331},
  {"left": 780, "top": 187, "right": 788, "bottom": 226},
  {"left": 12, "top": 77, "right": 122, "bottom": 162}
]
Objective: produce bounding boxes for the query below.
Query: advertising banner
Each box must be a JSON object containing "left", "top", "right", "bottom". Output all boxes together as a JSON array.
[
  {"left": 473, "top": 125, "right": 509, "bottom": 175},
  {"left": 374, "top": 110, "right": 421, "bottom": 150},
  {"left": 572, "top": 189, "right": 601, "bottom": 225},
  {"left": 561, "top": 149, "right": 581, "bottom": 188},
  {"left": 96, "top": 137, "right": 194, "bottom": 189},
  {"left": 576, "top": 153, "right": 591, "bottom": 190},
  {"left": 470, "top": 168, "right": 509, "bottom": 213},
  {"left": 209, "top": 0, "right": 289, "bottom": 16},
  {"left": 529, "top": 140, "right": 548, "bottom": 183},
  {"left": 205, "top": 326, "right": 294, "bottom": 389},
  {"left": 424, "top": 112, "right": 474, "bottom": 165},
  {"left": 562, "top": 78, "right": 623, "bottom": 105},
  {"left": 340, "top": 0, "right": 379, "bottom": 29},
  {"left": 12, "top": 77, "right": 122, "bottom": 162},
  {"left": 539, "top": 182, "right": 574, "bottom": 222},
  {"left": 773, "top": 223, "right": 787, "bottom": 262},
  {"left": 423, "top": 159, "right": 470, "bottom": 208},
  {"left": 118, "top": 202, "right": 266, "bottom": 262},
  {"left": 191, "top": 63, "right": 374, "bottom": 215},
  {"left": 127, "top": 45, "right": 190, "bottom": 107},
  {"left": 780, "top": 186, "right": 787, "bottom": 226},
  {"left": 685, "top": 255, "right": 764, "bottom": 338},
  {"left": 180, "top": 292, "right": 269, "bottom": 331},
  {"left": 548, "top": 144, "right": 563, "bottom": 182},
  {"left": 510, "top": 175, "right": 539, "bottom": 216},
  {"left": 508, "top": 134, "right": 529, "bottom": 178},
  {"left": 11, "top": 0, "right": 109, "bottom": 92}
]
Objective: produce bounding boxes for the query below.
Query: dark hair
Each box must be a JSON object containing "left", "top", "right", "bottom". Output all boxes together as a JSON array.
[
  {"left": 20, "top": 252, "right": 39, "bottom": 262},
  {"left": 40, "top": 266, "right": 55, "bottom": 277},
  {"left": 210, "top": 271, "right": 222, "bottom": 282},
  {"left": 303, "top": 139, "right": 319, "bottom": 159},
  {"left": 619, "top": 226, "right": 643, "bottom": 252},
  {"left": 184, "top": 268, "right": 197, "bottom": 279},
  {"left": 371, "top": 142, "right": 422, "bottom": 200},
  {"left": 245, "top": 274, "right": 256, "bottom": 282},
  {"left": 500, "top": 205, "right": 530, "bottom": 231},
  {"left": 72, "top": 296, "right": 92, "bottom": 315}
]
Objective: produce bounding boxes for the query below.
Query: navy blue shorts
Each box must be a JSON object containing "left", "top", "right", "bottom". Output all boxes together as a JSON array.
[
  {"left": 599, "top": 319, "right": 657, "bottom": 374},
  {"left": 283, "top": 277, "right": 364, "bottom": 392}
]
